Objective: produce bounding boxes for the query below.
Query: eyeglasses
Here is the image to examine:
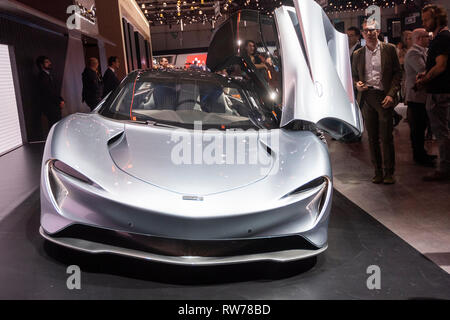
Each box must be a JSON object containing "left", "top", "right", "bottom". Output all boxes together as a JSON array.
[{"left": 363, "top": 29, "right": 377, "bottom": 34}]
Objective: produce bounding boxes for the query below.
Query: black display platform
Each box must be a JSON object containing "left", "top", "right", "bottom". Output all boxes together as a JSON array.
[{"left": 0, "top": 188, "right": 449, "bottom": 299}]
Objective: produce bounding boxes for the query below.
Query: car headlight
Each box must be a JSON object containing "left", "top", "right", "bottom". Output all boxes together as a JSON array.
[
  {"left": 281, "top": 177, "right": 329, "bottom": 221},
  {"left": 282, "top": 177, "right": 327, "bottom": 198},
  {"left": 47, "top": 160, "right": 100, "bottom": 209},
  {"left": 51, "top": 160, "right": 94, "bottom": 185}
]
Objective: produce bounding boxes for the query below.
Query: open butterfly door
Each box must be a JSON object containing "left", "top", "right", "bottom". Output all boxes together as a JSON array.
[{"left": 275, "top": 0, "right": 363, "bottom": 140}]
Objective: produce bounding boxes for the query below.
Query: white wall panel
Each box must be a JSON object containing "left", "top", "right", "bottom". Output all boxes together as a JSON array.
[
  {"left": 61, "top": 33, "right": 91, "bottom": 115},
  {"left": 0, "top": 44, "right": 22, "bottom": 155}
]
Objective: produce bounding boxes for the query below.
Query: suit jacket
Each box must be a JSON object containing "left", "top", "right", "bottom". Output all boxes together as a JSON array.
[
  {"left": 102, "top": 68, "right": 120, "bottom": 98},
  {"left": 82, "top": 67, "right": 103, "bottom": 109},
  {"left": 36, "top": 70, "right": 63, "bottom": 110},
  {"left": 352, "top": 42, "right": 402, "bottom": 107},
  {"left": 404, "top": 44, "right": 428, "bottom": 104},
  {"left": 350, "top": 42, "right": 362, "bottom": 65}
]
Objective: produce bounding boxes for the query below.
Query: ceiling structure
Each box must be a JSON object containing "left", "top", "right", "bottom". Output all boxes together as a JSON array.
[{"left": 135, "top": 0, "right": 419, "bottom": 26}]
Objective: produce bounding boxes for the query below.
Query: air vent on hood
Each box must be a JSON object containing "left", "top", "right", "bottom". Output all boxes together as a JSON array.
[{"left": 107, "top": 131, "right": 125, "bottom": 148}]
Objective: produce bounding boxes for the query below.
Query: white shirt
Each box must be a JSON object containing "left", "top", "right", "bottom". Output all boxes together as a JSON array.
[
  {"left": 108, "top": 67, "right": 115, "bottom": 73},
  {"left": 364, "top": 41, "right": 383, "bottom": 90}
]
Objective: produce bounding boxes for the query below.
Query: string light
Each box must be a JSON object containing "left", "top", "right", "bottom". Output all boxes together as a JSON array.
[{"left": 137, "top": 0, "right": 418, "bottom": 26}]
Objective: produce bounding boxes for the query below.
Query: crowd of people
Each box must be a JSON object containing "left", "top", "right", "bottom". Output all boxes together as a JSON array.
[
  {"left": 35, "top": 55, "right": 122, "bottom": 127},
  {"left": 348, "top": 4, "right": 449, "bottom": 183},
  {"left": 153, "top": 56, "right": 208, "bottom": 71}
]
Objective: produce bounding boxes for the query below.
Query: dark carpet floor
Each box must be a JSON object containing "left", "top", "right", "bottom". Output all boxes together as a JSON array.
[{"left": 0, "top": 188, "right": 449, "bottom": 300}]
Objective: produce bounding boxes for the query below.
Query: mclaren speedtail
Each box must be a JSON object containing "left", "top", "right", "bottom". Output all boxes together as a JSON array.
[{"left": 40, "top": 0, "right": 363, "bottom": 265}]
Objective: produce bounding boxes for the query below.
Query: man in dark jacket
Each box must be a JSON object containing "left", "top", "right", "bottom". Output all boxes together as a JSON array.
[
  {"left": 347, "top": 26, "right": 362, "bottom": 65},
  {"left": 103, "top": 56, "right": 120, "bottom": 98},
  {"left": 352, "top": 20, "right": 402, "bottom": 184},
  {"left": 36, "top": 56, "right": 64, "bottom": 128},
  {"left": 82, "top": 57, "right": 103, "bottom": 111}
]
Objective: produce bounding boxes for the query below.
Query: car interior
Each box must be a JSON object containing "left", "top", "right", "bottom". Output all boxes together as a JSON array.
[{"left": 110, "top": 80, "right": 253, "bottom": 125}]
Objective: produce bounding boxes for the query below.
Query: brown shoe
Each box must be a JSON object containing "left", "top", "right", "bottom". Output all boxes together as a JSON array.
[
  {"left": 423, "top": 171, "right": 450, "bottom": 182},
  {"left": 383, "top": 174, "right": 396, "bottom": 185}
]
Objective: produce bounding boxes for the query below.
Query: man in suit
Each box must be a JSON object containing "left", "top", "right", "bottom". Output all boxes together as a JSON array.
[
  {"left": 36, "top": 56, "right": 64, "bottom": 129},
  {"left": 404, "top": 28, "right": 435, "bottom": 167},
  {"left": 352, "top": 20, "right": 402, "bottom": 184},
  {"left": 347, "top": 26, "right": 362, "bottom": 64},
  {"left": 82, "top": 57, "right": 103, "bottom": 111},
  {"left": 103, "top": 56, "right": 120, "bottom": 99}
]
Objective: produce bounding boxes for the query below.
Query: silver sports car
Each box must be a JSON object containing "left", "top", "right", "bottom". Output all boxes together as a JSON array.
[{"left": 40, "top": 0, "right": 363, "bottom": 265}]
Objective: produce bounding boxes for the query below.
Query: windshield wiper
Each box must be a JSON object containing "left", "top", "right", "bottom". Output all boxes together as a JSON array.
[
  {"left": 145, "top": 120, "right": 182, "bottom": 129},
  {"left": 124, "top": 119, "right": 182, "bottom": 129}
]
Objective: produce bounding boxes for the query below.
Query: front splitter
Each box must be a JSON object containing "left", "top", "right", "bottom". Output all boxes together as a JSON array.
[{"left": 40, "top": 227, "right": 327, "bottom": 266}]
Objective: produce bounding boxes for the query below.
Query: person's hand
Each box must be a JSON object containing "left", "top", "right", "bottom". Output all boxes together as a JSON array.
[
  {"left": 416, "top": 71, "right": 426, "bottom": 81},
  {"left": 415, "top": 72, "right": 428, "bottom": 90},
  {"left": 60, "top": 101, "right": 65, "bottom": 108},
  {"left": 356, "top": 81, "right": 368, "bottom": 92},
  {"left": 381, "top": 96, "right": 394, "bottom": 108},
  {"left": 415, "top": 79, "right": 425, "bottom": 90}
]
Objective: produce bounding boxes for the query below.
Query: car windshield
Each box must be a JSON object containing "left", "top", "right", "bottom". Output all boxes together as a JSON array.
[{"left": 100, "top": 74, "right": 275, "bottom": 130}]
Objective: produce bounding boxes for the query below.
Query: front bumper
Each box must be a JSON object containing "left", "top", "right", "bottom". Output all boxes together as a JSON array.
[{"left": 40, "top": 225, "right": 327, "bottom": 266}]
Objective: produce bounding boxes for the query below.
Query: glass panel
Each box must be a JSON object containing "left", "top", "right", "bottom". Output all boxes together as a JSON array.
[
  {"left": 206, "top": 11, "right": 282, "bottom": 111},
  {"left": 206, "top": 19, "right": 235, "bottom": 72},
  {"left": 259, "top": 15, "right": 282, "bottom": 98},
  {"left": 101, "top": 75, "right": 279, "bottom": 130}
]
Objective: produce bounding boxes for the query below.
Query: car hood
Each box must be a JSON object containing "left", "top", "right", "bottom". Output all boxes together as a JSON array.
[{"left": 108, "top": 124, "right": 276, "bottom": 195}]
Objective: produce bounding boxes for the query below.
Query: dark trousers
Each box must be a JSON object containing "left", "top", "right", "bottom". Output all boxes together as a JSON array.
[
  {"left": 362, "top": 90, "right": 395, "bottom": 174},
  {"left": 407, "top": 101, "right": 428, "bottom": 160},
  {"left": 426, "top": 93, "right": 450, "bottom": 173},
  {"left": 42, "top": 106, "right": 62, "bottom": 128}
]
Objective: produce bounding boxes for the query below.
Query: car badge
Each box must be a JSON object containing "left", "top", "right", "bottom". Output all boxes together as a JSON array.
[{"left": 182, "top": 196, "right": 204, "bottom": 201}]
